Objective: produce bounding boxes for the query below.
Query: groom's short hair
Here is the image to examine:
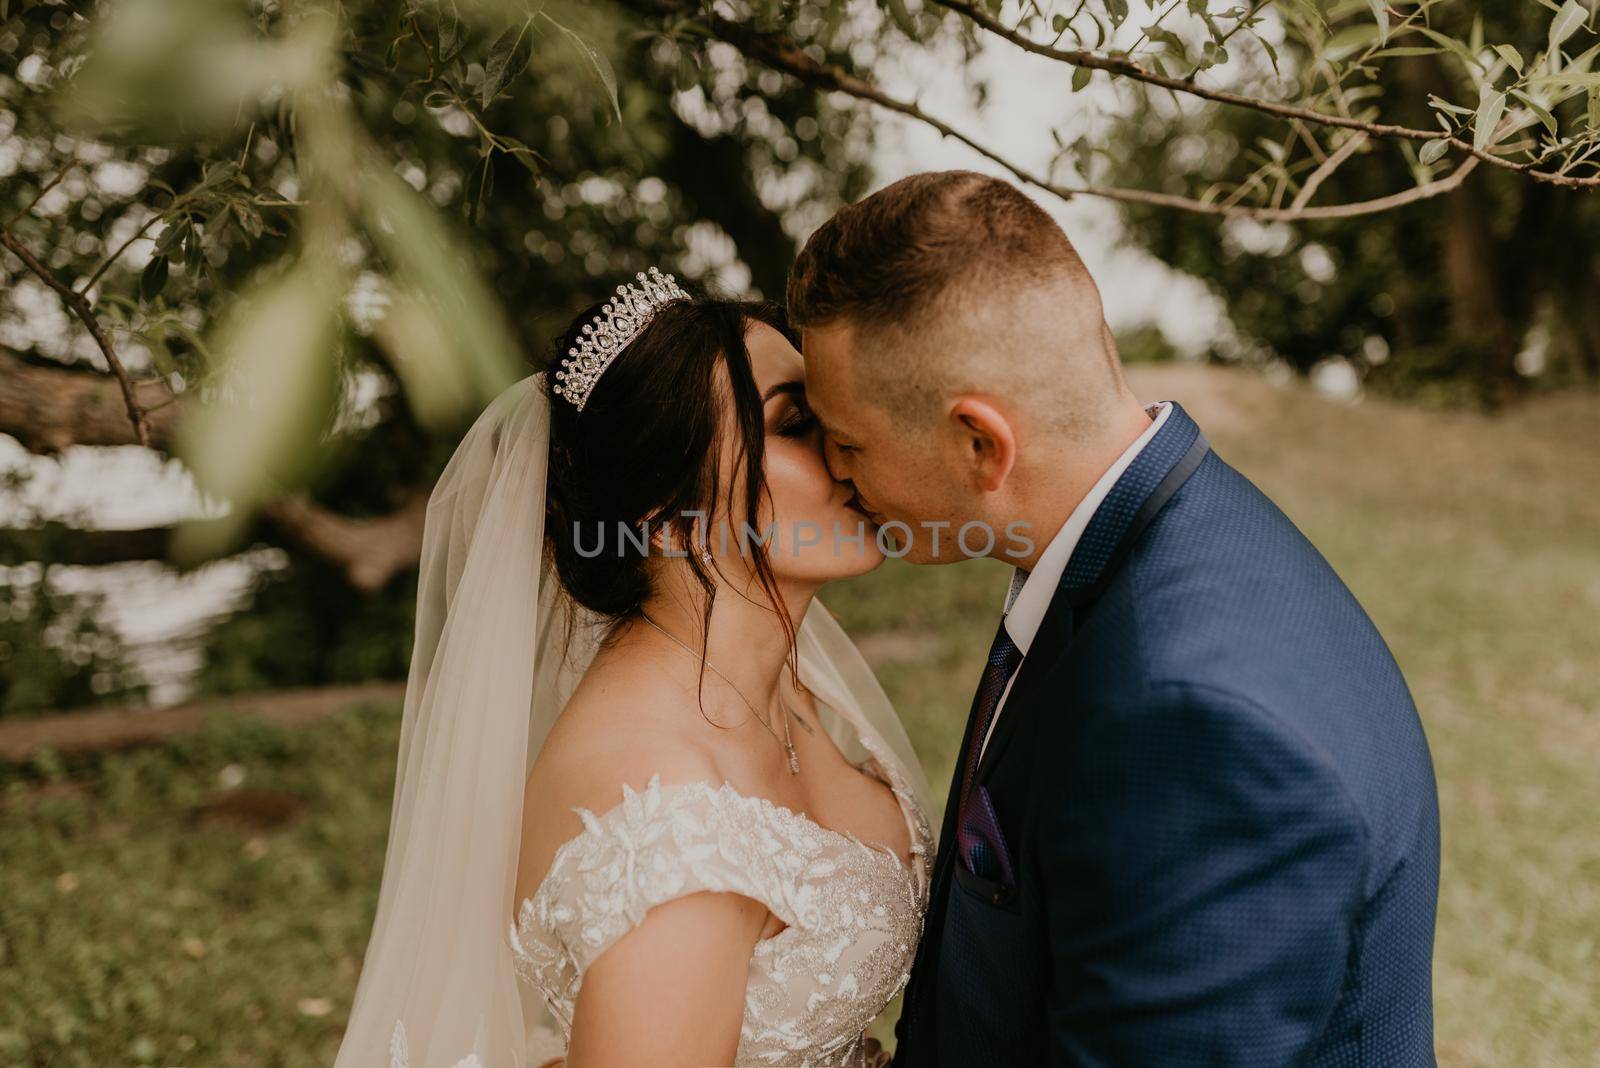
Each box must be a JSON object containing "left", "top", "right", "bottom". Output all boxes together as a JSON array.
[
  {"left": 786, "top": 170, "right": 1122, "bottom": 436},
  {"left": 787, "top": 170, "right": 1088, "bottom": 329}
]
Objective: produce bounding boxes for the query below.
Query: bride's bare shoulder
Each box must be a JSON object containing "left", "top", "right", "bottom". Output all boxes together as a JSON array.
[
  {"left": 536, "top": 649, "right": 735, "bottom": 786},
  {"left": 515, "top": 654, "right": 736, "bottom": 895}
]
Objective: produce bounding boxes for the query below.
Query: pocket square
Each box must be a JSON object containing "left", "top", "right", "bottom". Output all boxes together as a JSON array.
[{"left": 958, "top": 783, "right": 1016, "bottom": 887}]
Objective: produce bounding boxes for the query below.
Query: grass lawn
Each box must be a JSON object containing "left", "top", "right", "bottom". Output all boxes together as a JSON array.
[{"left": 2, "top": 364, "right": 1595, "bottom": 1066}]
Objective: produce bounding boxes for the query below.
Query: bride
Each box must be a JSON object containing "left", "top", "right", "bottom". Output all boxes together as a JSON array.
[{"left": 331, "top": 268, "right": 935, "bottom": 1068}]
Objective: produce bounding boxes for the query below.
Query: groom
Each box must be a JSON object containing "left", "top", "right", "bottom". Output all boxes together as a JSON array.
[{"left": 787, "top": 171, "right": 1440, "bottom": 1066}]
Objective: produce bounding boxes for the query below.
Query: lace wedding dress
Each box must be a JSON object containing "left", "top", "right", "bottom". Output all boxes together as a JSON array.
[
  {"left": 335, "top": 372, "right": 938, "bottom": 1068},
  {"left": 508, "top": 726, "right": 934, "bottom": 1067}
]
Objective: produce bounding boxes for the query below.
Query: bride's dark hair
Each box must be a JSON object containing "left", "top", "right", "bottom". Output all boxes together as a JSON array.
[{"left": 542, "top": 282, "right": 804, "bottom": 689}]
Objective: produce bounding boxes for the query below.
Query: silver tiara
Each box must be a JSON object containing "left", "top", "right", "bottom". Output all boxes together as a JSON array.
[{"left": 552, "top": 266, "right": 690, "bottom": 411}]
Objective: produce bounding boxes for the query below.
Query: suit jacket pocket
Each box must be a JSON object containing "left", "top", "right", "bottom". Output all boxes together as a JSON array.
[
  {"left": 935, "top": 862, "right": 1039, "bottom": 1060},
  {"left": 953, "top": 858, "right": 1020, "bottom": 913}
]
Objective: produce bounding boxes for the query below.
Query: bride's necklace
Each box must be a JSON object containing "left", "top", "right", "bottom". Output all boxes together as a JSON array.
[{"left": 639, "top": 611, "right": 801, "bottom": 775}]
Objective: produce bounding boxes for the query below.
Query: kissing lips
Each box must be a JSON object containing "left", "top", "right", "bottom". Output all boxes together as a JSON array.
[{"left": 844, "top": 490, "right": 883, "bottom": 527}]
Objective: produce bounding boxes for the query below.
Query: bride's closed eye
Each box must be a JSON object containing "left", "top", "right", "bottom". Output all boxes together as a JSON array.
[{"left": 774, "top": 400, "right": 820, "bottom": 439}]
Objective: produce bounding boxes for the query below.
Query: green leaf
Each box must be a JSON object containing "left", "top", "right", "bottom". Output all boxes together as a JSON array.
[
  {"left": 1549, "top": 0, "right": 1588, "bottom": 54},
  {"left": 887, "top": 0, "right": 923, "bottom": 41},
  {"left": 1419, "top": 138, "right": 1450, "bottom": 164},
  {"left": 1590, "top": 87, "right": 1600, "bottom": 129},
  {"left": 153, "top": 217, "right": 190, "bottom": 255},
  {"left": 1413, "top": 25, "right": 1481, "bottom": 68},
  {"left": 480, "top": 22, "right": 526, "bottom": 110},
  {"left": 1510, "top": 88, "right": 1559, "bottom": 136},
  {"left": 1259, "top": 33, "right": 1280, "bottom": 75},
  {"left": 470, "top": 153, "right": 494, "bottom": 226},
  {"left": 1365, "top": 0, "right": 1390, "bottom": 44},
  {"left": 438, "top": 10, "right": 462, "bottom": 62},
  {"left": 551, "top": 19, "right": 620, "bottom": 122},
  {"left": 231, "top": 201, "right": 264, "bottom": 239},
  {"left": 1197, "top": 40, "right": 1230, "bottom": 68},
  {"left": 184, "top": 228, "right": 204, "bottom": 276},
  {"left": 1072, "top": 65, "right": 1092, "bottom": 91},
  {"left": 196, "top": 161, "right": 239, "bottom": 191},
  {"left": 1088, "top": 11, "right": 1106, "bottom": 47},
  {"left": 1369, "top": 46, "right": 1446, "bottom": 57},
  {"left": 202, "top": 203, "right": 231, "bottom": 245},
  {"left": 1494, "top": 44, "right": 1525, "bottom": 74},
  {"left": 1529, "top": 70, "right": 1600, "bottom": 86},
  {"left": 371, "top": 286, "right": 480, "bottom": 431},
  {"left": 360, "top": 168, "right": 525, "bottom": 416},
  {"left": 1473, "top": 86, "right": 1507, "bottom": 151},
  {"left": 674, "top": 46, "right": 700, "bottom": 91},
  {"left": 500, "top": 141, "right": 546, "bottom": 177},
  {"left": 172, "top": 257, "right": 344, "bottom": 561},
  {"left": 1324, "top": 23, "right": 1381, "bottom": 62},
  {"left": 1145, "top": 25, "right": 1188, "bottom": 61},
  {"left": 140, "top": 256, "right": 169, "bottom": 301},
  {"left": 1106, "top": 0, "right": 1129, "bottom": 28}
]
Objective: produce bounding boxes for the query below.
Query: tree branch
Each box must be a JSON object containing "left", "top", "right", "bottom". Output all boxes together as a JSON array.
[
  {"left": 0, "top": 348, "right": 430, "bottom": 591},
  {"left": 0, "top": 496, "right": 428, "bottom": 592},
  {"left": 0, "top": 520, "right": 180, "bottom": 567},
  {"left": 0, "top": 221, "right": 157, "bottom": 447},
  {"left": 1291, "top": 130, "right": 1369, "bottom": 211},
  {"left": 645, "top": 3, "right": 1483, "bottom": 221},
  {"left": 78, "top": 212, "right": 166, "bottom": 297},
  {"left": 5, "top": 162, "right": 78, "bottom": 228},
  {"left": 932, "top": 0, "right": 1600, "bottom": 189},
  {"left": 0, "top": 347, "right": 179, "bottom": 454},
  {"left": 261, "top": 488, "right": 431, "bottom": 593}
]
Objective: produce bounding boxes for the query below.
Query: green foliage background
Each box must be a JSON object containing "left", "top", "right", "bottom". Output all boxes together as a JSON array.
[{"left": 1099, "top": 0, "right": 1600, "bottom": 407}]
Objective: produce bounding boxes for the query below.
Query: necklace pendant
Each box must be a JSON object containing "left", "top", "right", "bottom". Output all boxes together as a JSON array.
[{"left": 787, "top": 745, "right": 801, "bottom": 775}]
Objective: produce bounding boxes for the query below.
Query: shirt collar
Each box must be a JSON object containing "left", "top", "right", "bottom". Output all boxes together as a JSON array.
[{"left": 1001, "top": 401, "right": 1172, "bottom": 654}]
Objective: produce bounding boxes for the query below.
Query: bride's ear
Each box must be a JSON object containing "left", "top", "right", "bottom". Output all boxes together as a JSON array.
[
  {"left": 648, "top": 520, "right": 687, "bottom": 557},
  {"left": 947, "top": 396, "right": 1018, "bottom": 493},
  {"left": 648, "top": 521, "right": 672, "bottom": 555}
]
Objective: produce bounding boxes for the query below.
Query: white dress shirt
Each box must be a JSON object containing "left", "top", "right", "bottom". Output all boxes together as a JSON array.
[{"left": 976, "top": 401, "right": 1173, "bottom": 763}]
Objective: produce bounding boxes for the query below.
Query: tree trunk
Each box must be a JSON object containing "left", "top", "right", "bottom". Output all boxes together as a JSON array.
[
  {"left": 1399, "top": 55, "right": 1522, "bottom": 407},
  {"left": 0, "top": 348, "right": 430, "bottom": 590},
  {"left": 1443, "top": 168, "right": 1521, "bottom": 406}
]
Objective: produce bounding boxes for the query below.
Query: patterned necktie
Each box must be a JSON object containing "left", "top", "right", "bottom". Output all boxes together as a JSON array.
[{"left": 955, "top": 619, "right": 1023, "bottom": 879}]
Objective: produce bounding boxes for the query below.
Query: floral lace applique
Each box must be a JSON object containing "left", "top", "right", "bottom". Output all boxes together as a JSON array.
[
  {"left": 388, "top": 1019, "right": 484, "bottom": 1068},
  {"left": 508, "top": 763, "right": 934, "bottom": 1068}
]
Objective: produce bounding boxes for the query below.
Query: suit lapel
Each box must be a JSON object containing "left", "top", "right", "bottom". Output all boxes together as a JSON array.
[
  {"left": 972, "top": 403, "right": 1209, "bottom": 789},
  {"left": 970, "top": 595, "right": 1075, "bottom": 788}
]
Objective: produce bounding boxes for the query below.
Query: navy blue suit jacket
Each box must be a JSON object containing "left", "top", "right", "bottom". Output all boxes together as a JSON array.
[{"left": 893, "top": 402, "right": 1440, "bottom": 1066}]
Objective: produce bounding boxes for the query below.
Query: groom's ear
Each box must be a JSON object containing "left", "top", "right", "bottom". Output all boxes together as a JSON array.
[{"left": 947, "top": 397, "right": 1017, "bottom": 493}]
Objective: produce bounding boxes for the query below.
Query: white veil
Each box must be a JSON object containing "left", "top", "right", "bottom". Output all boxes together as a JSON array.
[{"left": 331, "top": 370, "right": 934, "bottom": 1068}]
